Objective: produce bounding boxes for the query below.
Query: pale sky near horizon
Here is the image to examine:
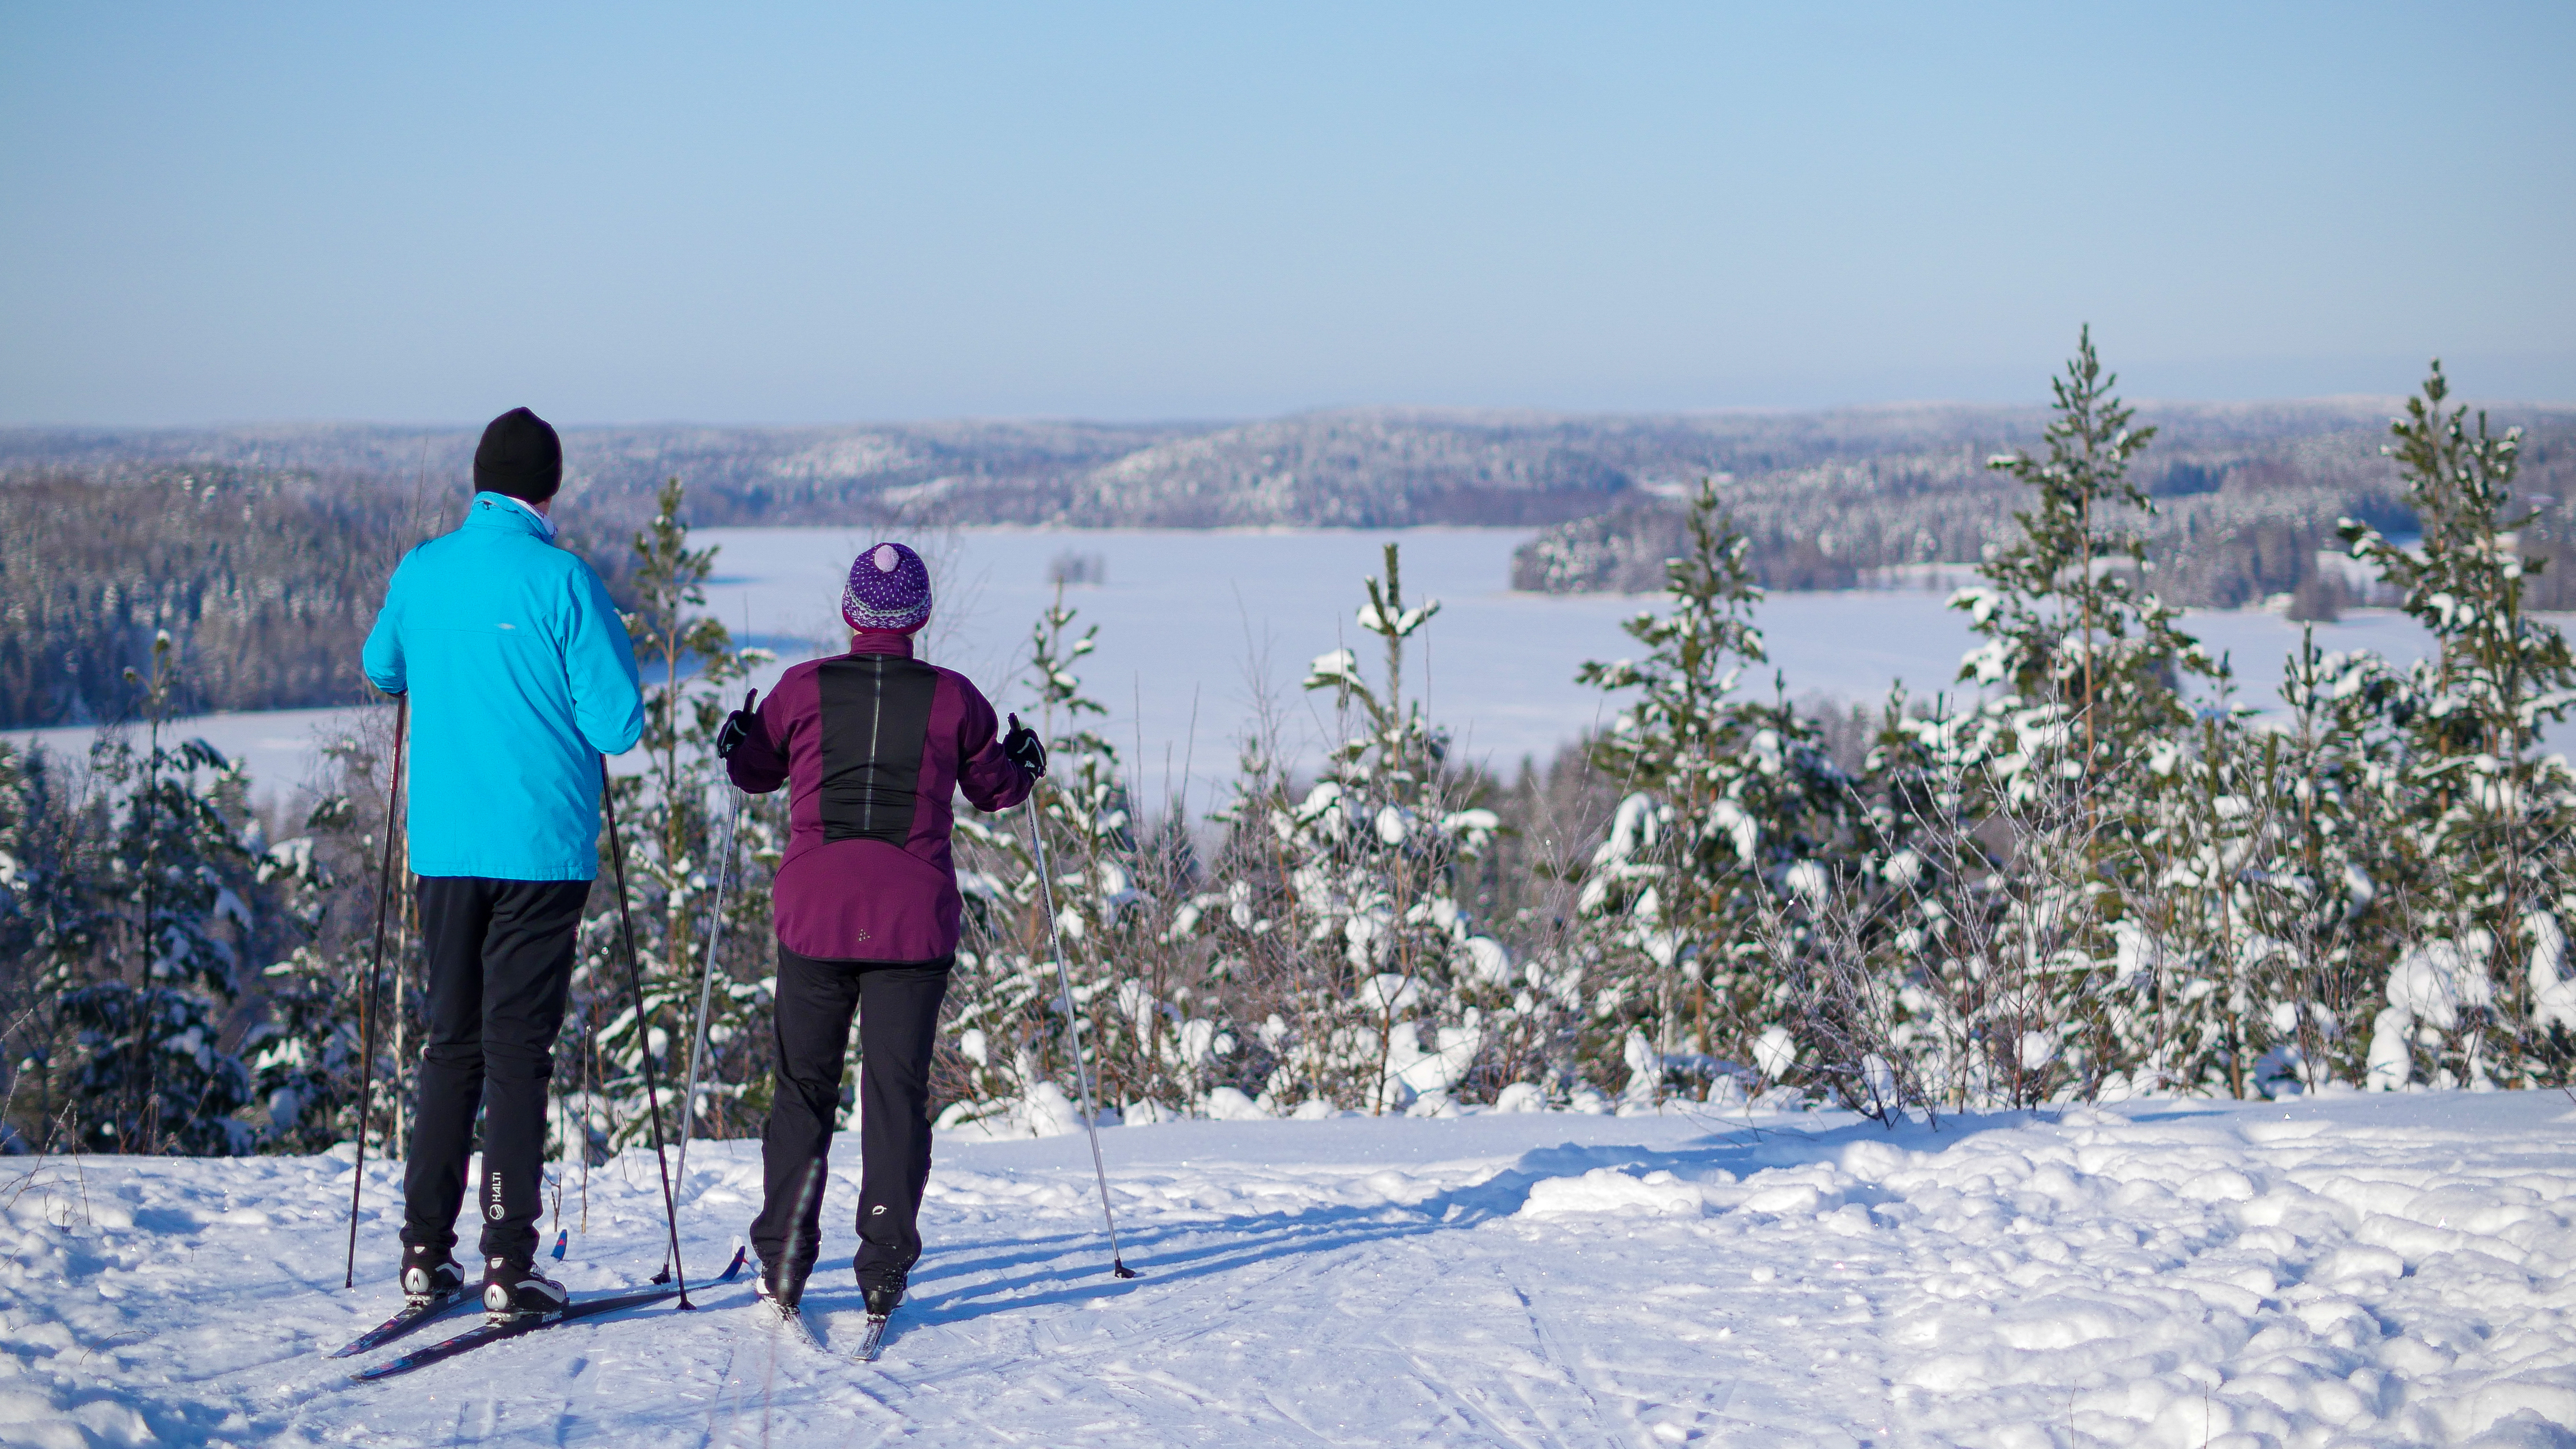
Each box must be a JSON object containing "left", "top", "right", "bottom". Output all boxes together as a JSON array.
[{"left": 3, "top": 2, "right": 2571, "bottom": 427}]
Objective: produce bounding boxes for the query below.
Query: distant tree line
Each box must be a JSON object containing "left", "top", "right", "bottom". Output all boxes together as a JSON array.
[
  {"left": 0, "top": 465, "right": 635, "bottom": 729},
  {"left": 16, "top": 400, "right": 2545, "bottom": 733},
  {"left": 1513, "top": 420, "right": 2576, "bottom": 618}
]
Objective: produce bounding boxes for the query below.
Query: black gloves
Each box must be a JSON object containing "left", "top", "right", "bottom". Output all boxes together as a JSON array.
[
  {"left": 715, "top": 689, "right": 760, "bottom": 760},
  {"left": 1003, "top": 712, "right": 1047, "bottom": 777}
]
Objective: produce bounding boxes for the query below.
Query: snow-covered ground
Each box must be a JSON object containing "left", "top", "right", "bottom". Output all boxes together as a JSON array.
[
  {"left": 5, "top": 1092, "right": 2573, "bottom": 1447},
  {"left": 2, "top": 525, "right": 2451, "bottom": 815}
]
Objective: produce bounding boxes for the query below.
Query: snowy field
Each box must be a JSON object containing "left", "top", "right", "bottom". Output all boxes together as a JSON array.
[
  {"left": 5, "top": 1092, "right": 2574, "bottom": 1447},
  {"left": 3, "top": 526, "right": 2452, "bottom": 814}
]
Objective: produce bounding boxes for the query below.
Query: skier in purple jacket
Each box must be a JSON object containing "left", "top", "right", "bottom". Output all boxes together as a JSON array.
[{"left": 721, "top": 542, "right": 1041, "bottom": 1321}]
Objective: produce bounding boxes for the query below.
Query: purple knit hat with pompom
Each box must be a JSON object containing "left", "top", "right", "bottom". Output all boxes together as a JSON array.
[{"left": 843, "top": 541, "right": 933, "bottom": 633}]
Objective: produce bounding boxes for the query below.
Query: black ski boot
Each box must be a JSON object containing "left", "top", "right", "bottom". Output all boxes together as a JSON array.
[
  {"left": 852, "top": 1271, "right": 904, "bottom": 1360},
  {"left": 481, "top": 1255, "right": 571, "bottom": 1325},
  {"left": 401, "top": 1244, "right": 464, "bottom": 1308},
  {"left": 753, "top": 1254, "right": 813, "bottom": 1321}
]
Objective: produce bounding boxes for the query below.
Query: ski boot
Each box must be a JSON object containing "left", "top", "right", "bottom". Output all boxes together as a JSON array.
[
  {"left": 752, "top": 1254, "right": 813, "bottom": 1322},
  {"left": 401, "top": 1244, "right": 465, "bottom": 1309},
  {"left": 855, "top": 1270, "right": 905, "bottom": 1360},
  {"left": 481, "top": 1255, "right": 571, "bottom": 1325}
]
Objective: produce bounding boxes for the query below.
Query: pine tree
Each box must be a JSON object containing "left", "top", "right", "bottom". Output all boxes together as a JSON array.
[
  {"left": 1175, "top": 547, "right": 1505, "bottom": 1115},
  {"left": 1576, "top": 481, "right": 1846, "bottom": 1100},
  {"left": 951, "top": 589, "right": 1245, "bottom": 1128},
  {"left": 2117, "top": 703, "right": 2311, "bottom": 1097},
  {"left": 585, "top": 479, "right": 776, "bottom": 1146},
  {"left": 1877, "top": 330, "right": 2224, "bottom": 1106},
  {"left": 2262, "top": 634, "right": 2414, "bottom": 1088},
  {"left": 56, "top": 635, "right": 258, "bottom": 1154},
  {"left": 2341, "top": 363, "right": 2576, "bottom": 1088},
  {"left": 1957, "top": 326, "right": 2217, "bottom": 769},
  {"left": 1258, "top": 545, "right": 1507, "bottom": 1112},
  {"left": 236, "top": 725, "right": 405, "bottom": 1153},
  {"left": 0, "top": 741, "right": 108, "bottom": 1154}
]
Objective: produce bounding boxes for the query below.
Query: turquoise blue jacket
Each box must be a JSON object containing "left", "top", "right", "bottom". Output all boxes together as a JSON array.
[{"left": 362, "top": 493, "right": 643, "bottom": 880}]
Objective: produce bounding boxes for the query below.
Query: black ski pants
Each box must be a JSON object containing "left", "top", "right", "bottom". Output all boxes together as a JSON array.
[
  {"left": 749, "top": 945, "right": 951, "bottom": 1295},
  {"left": 401, "top": 875, "right": 588, "bottom": 1269}
]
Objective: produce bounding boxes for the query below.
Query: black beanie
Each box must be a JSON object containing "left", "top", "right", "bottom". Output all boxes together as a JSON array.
[{"left": 473, "top": 407, "right": 562, "bottom": 503}]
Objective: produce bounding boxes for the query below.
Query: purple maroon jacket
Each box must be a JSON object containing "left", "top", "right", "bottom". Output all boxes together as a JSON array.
[{"left": 727, "top": 630, "right": 1034, "bottom": 961}]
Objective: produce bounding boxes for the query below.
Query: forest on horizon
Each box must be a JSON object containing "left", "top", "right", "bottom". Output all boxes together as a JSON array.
[{"left": 5, "top": 397, "right": 2575, "bottom": 730}]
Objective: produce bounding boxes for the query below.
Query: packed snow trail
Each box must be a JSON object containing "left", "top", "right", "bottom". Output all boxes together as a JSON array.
[{"left": 3, "top": 1093, "right": 2574, "bottom": 1447}]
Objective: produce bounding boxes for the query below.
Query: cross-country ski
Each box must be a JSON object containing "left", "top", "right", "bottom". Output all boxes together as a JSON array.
[
  {"left": 851, "top": 1311, "right": 892, "bottom": 1364},
  {"left": 350, "top": 1248, "right": 748, "bottom": 1383},
  {"left": 759, "top": 1272, "right": 897, "bottom": 1362},
  {"left": 325, "top": 1287, "right": 470, "bottom": 1360}
]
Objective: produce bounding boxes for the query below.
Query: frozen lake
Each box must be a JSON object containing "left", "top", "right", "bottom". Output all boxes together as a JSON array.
[
  {"left": 6, "top": 525, "right": 2454, "bottom": 814},
  {"left": 708, "top": 525, "right": 1996, "bottom": 812}
]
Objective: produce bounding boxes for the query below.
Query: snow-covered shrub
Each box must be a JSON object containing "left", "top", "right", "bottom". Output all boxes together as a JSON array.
[
  {"left": 578, "top": 479, "right": 779, "bottom": 1151},
  {"left": 5, "top": 637, "right": 260, "bottom": 1156},
  {"left": 1182, "top": 544, "right": 1508, "bottom": 1114},
  {"left": 950, "top": 586, "right": 1251, "bottom": 1127},
  {"left": 1575, "top": 479, "right": 1849, "bottom": 1103}
]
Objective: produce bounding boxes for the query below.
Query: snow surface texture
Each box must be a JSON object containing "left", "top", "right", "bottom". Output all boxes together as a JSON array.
[{"left": 5, "top": 1093, "right": 2574, "bottom": 1447}]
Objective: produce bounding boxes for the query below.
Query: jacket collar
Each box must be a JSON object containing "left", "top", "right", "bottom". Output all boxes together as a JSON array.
[
  {"left": 466, "top": 491, "right": 557, "bottom": 542},
  {"left": 846, "top": 628, "right": 917, "bottom": 658}
]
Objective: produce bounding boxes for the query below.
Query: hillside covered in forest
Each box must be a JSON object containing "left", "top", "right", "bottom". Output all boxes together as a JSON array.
[{"left": 9, "top": 398, "right": 2576, "bottom": 728}]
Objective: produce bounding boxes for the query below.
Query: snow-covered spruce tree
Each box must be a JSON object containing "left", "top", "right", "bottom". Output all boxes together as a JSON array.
[
  {"left": 2253, "top": 633, "right": 2418, "bottom": 1090},
  {"left": 1957, "top": 326, "right": 2215, "bottom": 775},
  {"left": 235, "top": 729, "right": 391, "bottom": 1154},
  {"left": 2338, "top": 364, "right": 2576, "bottom": 1088},
  {"left": 583, "top": 479, "right": 778, "bottom": 1149},
  {"left": 54, "top": 635, "right": 258, "bottom": 1154},
  {"left": 0, "top": 740, "right": 113, "bottom": 1154},
  {"left": 1575, "top": 480, "right": 1847, "bottom": 1103},
  {"left": 1900, "top": 329, "right": 2226, "bottom": 1104},
  {"left": 950, "top": 588, "right": 1244, "bottom": 1128},
  {"left": 1218, "top": 544, "right": 1506, "bottom": 1114}
]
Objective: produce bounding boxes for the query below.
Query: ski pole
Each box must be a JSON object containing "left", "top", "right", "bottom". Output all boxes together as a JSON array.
[
  {"left": 344, "top": 695, "right": 408, "bottom": 1290},
  {"left": 600, "top": 758, "right": 694, "bottom": 1307},
  {"left": 663, "top": 786, "right": 744, "bottom": 1278},
  {"left": 1022, "top": 779, "right": 1139, "bottom": 1280}
]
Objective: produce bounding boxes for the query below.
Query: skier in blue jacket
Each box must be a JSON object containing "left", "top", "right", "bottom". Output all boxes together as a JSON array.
[{"left": 361, "top": 407, "right": 643, "bottom": 1325}]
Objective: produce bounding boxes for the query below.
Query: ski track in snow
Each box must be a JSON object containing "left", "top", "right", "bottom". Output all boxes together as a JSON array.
[{"left": 4, "top": 1093, "right": 2575, "bottom": 1447}]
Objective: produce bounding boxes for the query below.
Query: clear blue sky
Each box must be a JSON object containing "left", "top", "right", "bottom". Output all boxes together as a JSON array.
[{"left": 3, "top": 2, "right": 2570, "bottom": 425}]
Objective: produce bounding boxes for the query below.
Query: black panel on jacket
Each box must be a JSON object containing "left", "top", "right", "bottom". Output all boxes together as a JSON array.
[{"left": 816, "top": 655, "right": 939, "bottom": 845}]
